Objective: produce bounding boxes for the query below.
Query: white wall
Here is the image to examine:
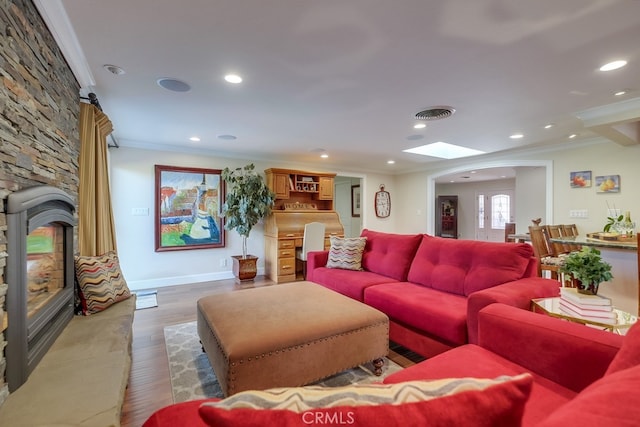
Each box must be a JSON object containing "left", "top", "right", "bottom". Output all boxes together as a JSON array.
[
  {"left": 514, "top": 167, "right": 546, "bottom": 232},
  {"left": 109, "top": 147, "right": 394, "bottom": 290}
]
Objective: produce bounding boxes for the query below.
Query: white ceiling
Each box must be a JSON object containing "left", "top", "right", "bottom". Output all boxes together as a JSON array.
[{"left": 41, "top": 0, "right": 640, "bottom": 174}]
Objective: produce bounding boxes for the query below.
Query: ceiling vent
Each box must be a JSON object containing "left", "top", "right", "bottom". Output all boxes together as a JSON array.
[
  {"left": 157, "top": 78, "right": 191, "bottom": 92},
  {"left": 415, "top": 106, "right": 456, "bottom": 121}
]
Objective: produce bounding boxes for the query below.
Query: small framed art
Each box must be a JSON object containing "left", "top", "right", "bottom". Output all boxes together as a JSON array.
[
  {"left": 595, "top": 175, "right": 620, "bottom": 193},
  {"left": 570, "top": 171, "right": 591, "bottom": 188},
  {"left": 351, "top": 185, "right": 361, "bottom": 217}
]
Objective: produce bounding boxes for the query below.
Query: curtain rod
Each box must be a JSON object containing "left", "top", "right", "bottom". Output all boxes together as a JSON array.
[{"left": 80, "top": 92, "right": 120, "bottom": 148}]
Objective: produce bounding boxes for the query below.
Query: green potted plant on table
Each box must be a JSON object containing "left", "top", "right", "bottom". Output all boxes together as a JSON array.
[
  {"left": 222, "top": 164, "right": 275, "bottom": 282},
  {"left": 559, "top": 247, "right": 613, "bottom": 295}
]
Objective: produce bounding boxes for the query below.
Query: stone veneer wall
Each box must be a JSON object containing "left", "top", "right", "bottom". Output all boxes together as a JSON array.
[{"left": 0, "top": 0, "right": 80, "bottom": 406}]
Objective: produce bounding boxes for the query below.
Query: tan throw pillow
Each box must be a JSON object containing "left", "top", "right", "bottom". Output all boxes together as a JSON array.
[
  {"left": 199, "top": 374, "right": 533, "bottom": 427},
  {"left": 326, "top": 236, "right": 367, "bottom": 270},
  {"left": 75, "top": 251, "right": 131, "bottom": 315}
]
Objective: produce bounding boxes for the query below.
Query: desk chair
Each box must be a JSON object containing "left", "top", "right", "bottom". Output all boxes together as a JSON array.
[{"left": 296, "top": 222, "right": 325, "bottom": 279}]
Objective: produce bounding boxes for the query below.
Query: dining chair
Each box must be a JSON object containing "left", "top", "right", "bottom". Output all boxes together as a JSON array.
[
  {"left": 545, "top": 225, "right": 571, "bottom": 256},
  {"left": 528, "top": 225, "right": 564, "bottom": 281},
  {"left": 561, "top": 224, "right": 582, "bottom": 252},
  {"left": 296, "top": 222, "right": 325, "bottom": 279}
]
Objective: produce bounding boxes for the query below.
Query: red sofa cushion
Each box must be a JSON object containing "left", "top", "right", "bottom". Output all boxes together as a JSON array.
[
  {"left": 364, "top": 282, "right": 468, "bottom": 346},
  {"left": 537, "top": 364, "right": 640, "bottom": 427},
  {"left": 605, "top": 320, "right": 640, "bottom": 375},
  {"left": 309, "top": 267, "right": 398, "bottom": 301},
  {"left": 360, "top": 229, "right": 423, "bottom": 281},
  {"left": 383, "top": 344, "right": 575, "bottom": 426},
  {"left": 143, "top": 398, "right": 217, "bottom": 427},
  {"left": 407, "top": 235, "right": 534, "bottom": 296},
  {"left": 198, "top": 375, "right": 533, "bottom": 427}
]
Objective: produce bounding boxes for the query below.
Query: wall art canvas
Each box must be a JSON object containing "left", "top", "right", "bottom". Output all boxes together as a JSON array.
[
  {"left": 595, "top": 174, "right": 620, "bottom": 193},
  {"left": 570, "top": 171, "right": 591, "bottom": 188},
  {"left": 155, "top": 165, "right": 225, "bottom": 251}
]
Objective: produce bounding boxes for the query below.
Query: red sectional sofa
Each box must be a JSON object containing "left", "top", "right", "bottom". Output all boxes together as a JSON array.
[
  {"left": 307, "top": 229, "right": 560, "bottom": 357},
  {"left": 384, "top": 303, "right": 640, "bottom": 426},
  {"left": 143, "top": 303, "right": 640, "bottom": 426}
]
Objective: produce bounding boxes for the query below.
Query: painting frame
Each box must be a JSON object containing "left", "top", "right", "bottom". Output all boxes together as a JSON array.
[
  {"left": 569, "top": 170, "right": 591, "bottom": 188},
  {"left": 351, "top": 185, "right": 361, "bottom": 217},
  {"left": 595, "top": 174, "right": 620, "bottom": 193},
  {"left": 155, "top": 165, "right": 225, "bottom": 252}
]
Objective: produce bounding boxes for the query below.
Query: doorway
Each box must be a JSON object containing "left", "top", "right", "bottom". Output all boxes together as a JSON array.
[{"left": 476, "top": 189, "right": 514, "bottom": 241}]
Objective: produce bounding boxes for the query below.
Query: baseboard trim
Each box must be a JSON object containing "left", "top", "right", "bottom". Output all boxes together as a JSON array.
[{"left": 127, "top": 269, "right": 264, "bottom": 291}]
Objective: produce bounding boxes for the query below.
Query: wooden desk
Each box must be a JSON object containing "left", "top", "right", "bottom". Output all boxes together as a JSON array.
[{"left": 264, "top": 211, "right": 343, "bottom": 283}]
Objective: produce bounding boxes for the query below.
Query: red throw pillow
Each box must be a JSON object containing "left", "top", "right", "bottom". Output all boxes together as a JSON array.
[{"left": 199, "top": 374, "right": 533, "bottom": 427}]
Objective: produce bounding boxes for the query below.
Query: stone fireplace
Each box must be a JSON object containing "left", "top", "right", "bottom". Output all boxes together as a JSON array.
[{"left": 5, "top": 186, "right": 76, "bottom": 391}]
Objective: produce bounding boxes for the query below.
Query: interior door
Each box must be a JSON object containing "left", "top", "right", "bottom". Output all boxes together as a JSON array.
[{"left": 476, "top": 190, "right": 514, "bottom": 241}]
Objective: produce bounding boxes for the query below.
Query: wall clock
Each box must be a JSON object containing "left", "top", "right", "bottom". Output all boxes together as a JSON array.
[{"left": 375, "top": 185, "right": 391, "bottom": 218}]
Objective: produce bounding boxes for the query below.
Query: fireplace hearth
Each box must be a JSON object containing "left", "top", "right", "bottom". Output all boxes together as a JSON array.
[{"left": 5, "top": 186, "right": 76, "bottom": 391}]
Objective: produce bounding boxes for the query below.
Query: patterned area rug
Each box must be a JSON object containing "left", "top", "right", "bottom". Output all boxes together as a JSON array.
[{"left": 164, "top": 321, "right": 403, "bottom": 403}]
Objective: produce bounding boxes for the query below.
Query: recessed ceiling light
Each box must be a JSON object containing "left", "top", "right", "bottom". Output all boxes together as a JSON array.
[
  {"left": 157, "top": 78, "right": 191, "bottom": 92},
  {"left": 103, "top": 64, "right": 125, "bottom": 75},
  {"left": 320, "top": 154, "right": 329, "bottom": 159},
  {"left": 189, "top": 136, "right": 201, "bottom": 142},
  {"left": 217, "top": 134, "right": 237, "bottom": 140},
  {"left": 387, "top": 160, "right": 395, "bottom": 164},
  {"left": 615, "top": 90, "right": 627, "bottom": 96},
  {"left": 413, "top": 123, "right": 426, "bottom": 129},
  {"left": 568, "top": 134, "right": 577, "bottom": 139},
  {"left": 510, "top": 133, "right": 524, "bottom": 139},
  {"left": 470, "top": 171, "right": 477, "bottom": 174},
  {"left": 403, "top": 142, "right": 485, "bottom": 159},
  {"left": 224, "top": 74, "right": 243, "bottom": 84},
  {"left": 544, "top": 123, "right": 554, "bottom": 129},
  {"left": 599, "top": 60, "right": 627, "bottom": 71}
]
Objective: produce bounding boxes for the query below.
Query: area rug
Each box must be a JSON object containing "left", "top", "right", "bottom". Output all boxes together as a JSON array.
[
  {"left": 134, "top": 290, "right": 158, "bottom": 310},
  {"left": 164, "top": 321, "right": 403, "bottom": 403}
]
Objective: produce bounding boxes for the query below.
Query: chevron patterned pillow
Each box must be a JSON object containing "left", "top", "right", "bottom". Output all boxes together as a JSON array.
[
  {"left": 75, "top": 251, "right": 131, "bottom": 315},
  {"left": 199, "top": 374, "right": 533, "bottom": 427},
  {"left": 326, "top": 236, "right": 367, "bottom": 270}
]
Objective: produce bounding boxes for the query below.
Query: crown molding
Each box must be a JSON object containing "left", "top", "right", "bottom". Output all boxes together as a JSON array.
[{"left": 33, "top": 0, "right": 95, "bottom": 91}]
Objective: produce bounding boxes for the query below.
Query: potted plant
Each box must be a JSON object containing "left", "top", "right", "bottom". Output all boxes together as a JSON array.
[
  {"left": 559, "top": 247, "right": 613, "bottom": 295},
  {"left": 221, "top": 163, "right": 275, "bottom": 282}
]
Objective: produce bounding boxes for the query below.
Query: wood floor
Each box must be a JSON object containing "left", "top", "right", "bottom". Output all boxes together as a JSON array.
[{"left": 120, "top": 277, "right": 423, "bottom": 426}]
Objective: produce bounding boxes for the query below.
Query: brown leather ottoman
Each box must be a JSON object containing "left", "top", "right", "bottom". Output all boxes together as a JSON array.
[{"left": 197, "top": 281, "right": 389, "bottom": 396}]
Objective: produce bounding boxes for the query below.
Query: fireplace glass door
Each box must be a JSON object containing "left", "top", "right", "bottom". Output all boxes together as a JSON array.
[{"left": 27, "top": 224, "right": 66, "bottom": 319}]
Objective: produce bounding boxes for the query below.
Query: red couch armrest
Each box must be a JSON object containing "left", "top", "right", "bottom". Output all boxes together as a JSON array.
[
  {"left": 466, "top": 277, "right": 560, "bottom": 343},
  {"left": 478, "top": 303, "right": 623, "bottom": 393},
  {"left": 306, "top": 250, "right": 329, "bottom": 282}
]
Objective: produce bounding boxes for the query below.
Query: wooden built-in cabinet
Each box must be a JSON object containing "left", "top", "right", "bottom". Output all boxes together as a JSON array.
[{"left": 264, "top": 168, "right": 343, "bottom": 283}]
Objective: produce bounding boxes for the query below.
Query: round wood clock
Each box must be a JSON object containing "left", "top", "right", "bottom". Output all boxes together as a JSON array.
[{"left": 375, "top": 185, "right": 391, "bottom": 218}]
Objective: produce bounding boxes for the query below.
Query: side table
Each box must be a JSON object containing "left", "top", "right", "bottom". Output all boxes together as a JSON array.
[{"left": 531, "top": 297, "right": 637, "bottom": 334}]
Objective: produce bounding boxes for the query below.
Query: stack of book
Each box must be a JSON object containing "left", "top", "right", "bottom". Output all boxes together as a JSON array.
[{"left": 559, "top": 288, "right": 617, "bottom": 325}]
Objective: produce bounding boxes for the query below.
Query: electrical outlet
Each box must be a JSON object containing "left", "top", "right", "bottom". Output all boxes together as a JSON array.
[
  {"left": 220, "top": 258, "right": 227, "bottom": 267},
  {"left": 131, "top": 207, "right": 149, "bottom": 216}
]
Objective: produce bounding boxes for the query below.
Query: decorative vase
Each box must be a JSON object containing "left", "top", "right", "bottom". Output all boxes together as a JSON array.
[{"left": 231, "top": 255, "right": 258, "bottom": 283}]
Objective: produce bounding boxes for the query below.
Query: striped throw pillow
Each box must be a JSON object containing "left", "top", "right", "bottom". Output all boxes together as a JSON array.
[
  {"left": 199, "top": 374, "right": 533, "bottom": 427},
  {"left": 326, "top": 236, "right": 367, "bottom": 270},
  {"left": 75, "top": 251, "right": 131, "bottom": 315}
]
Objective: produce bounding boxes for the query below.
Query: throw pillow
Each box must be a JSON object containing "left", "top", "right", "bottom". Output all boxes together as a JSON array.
[
  {"left": 325, "top": 236, "right": 366, "bottom": 271},
  {"left": 605, "top": 320, "right": 640, "bottom": 375},
  {"left": 199, "top": 374, "right": 533, "bottom": 427},
  {"left": 75, "top": 251, "right": 131, "bottom": 315}
]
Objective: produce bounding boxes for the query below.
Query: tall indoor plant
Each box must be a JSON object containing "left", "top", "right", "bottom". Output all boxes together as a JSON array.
[
  {"left": 559, "top": 247, "right": 613, "bottom": 295},
  {"left": 221, "top": 164, "right": 275, "bottom": 281}
]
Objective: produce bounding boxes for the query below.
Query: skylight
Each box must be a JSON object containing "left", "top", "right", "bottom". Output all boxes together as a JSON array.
[{"left": 403, "top": 142, "right": 485, "bottom": 159}]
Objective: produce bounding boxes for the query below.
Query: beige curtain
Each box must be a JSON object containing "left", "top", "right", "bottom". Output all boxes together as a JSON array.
[{"left": 78, "top": 102, "right": 118, "bottom": 256}]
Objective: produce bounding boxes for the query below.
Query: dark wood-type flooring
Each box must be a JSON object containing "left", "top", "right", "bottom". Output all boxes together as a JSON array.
[{"left": 120, "top": 277, "right": 424, "bottom": 426}]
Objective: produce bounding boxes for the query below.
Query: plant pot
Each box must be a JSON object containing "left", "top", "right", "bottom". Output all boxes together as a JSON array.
[
  {"left": 573, "top": 279, "right": 600, "bottom": 295},
  {"left": 231, "top": 255, "right": 258, "bottom": 283}
]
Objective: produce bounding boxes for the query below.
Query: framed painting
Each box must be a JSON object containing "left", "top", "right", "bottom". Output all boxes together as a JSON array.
[
  {"left": 351, "top": 185, "right": 361, "bottom": 217},
  {"left": 570, "top": 171, "right": 591, "bottom": 188},
  {"left": 155, "top": 165, "right": 225, "bottom": 251},
  {"left": 595, "top": 175, "right": 620, "bottom": 193}
]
